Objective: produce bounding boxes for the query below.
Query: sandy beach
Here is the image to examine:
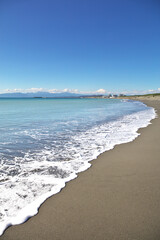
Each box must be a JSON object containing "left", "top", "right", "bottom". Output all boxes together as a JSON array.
[{"left": 1, "top": 99, "right": 160, "bottom": 240}]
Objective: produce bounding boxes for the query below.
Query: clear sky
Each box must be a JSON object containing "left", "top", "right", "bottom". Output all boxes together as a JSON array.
[{"left": 0, "top": 0, "right": 160, "bottom": 94}]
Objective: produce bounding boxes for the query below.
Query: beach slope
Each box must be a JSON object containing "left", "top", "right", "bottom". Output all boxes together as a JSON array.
[{"left": 1, "top": 100, "right": 160, "bottom": 240}]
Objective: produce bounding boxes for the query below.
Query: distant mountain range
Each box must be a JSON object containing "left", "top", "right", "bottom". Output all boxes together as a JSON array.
[{"left": 0, "top": 92, "right": 84, "bottom": 98}]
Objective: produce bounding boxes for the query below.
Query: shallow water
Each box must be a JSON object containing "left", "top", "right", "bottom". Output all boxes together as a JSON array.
[{"left": 0, "top": 98, "right": 156, "bottom": 235}]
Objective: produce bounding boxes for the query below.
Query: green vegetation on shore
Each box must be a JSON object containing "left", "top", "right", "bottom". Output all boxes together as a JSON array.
[{"left": 131, "top": 93, "right": 160, "bottom": 97}]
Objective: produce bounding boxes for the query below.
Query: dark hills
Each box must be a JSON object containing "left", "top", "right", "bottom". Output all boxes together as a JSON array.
[{"left": 0, "top": 92, "right": 83, "bottom": 98}]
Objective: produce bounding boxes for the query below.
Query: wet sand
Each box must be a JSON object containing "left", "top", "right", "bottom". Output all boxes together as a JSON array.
[{"left": 1, "top": 99, "right": 160, "bottom": 240}]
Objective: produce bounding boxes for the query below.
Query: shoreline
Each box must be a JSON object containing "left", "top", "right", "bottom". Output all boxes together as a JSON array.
[{"left": 1, "top": 99, "right": 160, "bottom": 240}]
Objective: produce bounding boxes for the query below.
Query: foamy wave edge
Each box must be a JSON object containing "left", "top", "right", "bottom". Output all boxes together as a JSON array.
[{"left": 0, "top": 103, "right": 156, "bottom": 236}]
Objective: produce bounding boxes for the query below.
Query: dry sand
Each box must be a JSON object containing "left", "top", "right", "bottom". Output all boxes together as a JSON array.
[{"left": 1, "top": 99, "right": 160, "bottom": 240}]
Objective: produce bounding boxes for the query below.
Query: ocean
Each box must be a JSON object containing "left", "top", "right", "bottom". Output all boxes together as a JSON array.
[{"left": 0, "top": 98, "right": 156, "bottom": 235}]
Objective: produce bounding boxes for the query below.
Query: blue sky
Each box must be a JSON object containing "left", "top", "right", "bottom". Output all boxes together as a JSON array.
[{"left": 0, "top": 0, "right": 160, "bottom": 94}]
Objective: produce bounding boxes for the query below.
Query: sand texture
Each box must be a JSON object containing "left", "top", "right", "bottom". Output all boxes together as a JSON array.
[{"left": 1, "top": 100, "right": 160, "bottom": 240}]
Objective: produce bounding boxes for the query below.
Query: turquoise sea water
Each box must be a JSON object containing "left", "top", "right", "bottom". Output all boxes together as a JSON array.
[{"left": 0, "top": 98, "right": 156, "bottom": 235}]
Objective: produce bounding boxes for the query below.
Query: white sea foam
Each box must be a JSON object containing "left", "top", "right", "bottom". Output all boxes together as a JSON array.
[{"left": 0, "top": 104, "right": 156, "bottom": 236}]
